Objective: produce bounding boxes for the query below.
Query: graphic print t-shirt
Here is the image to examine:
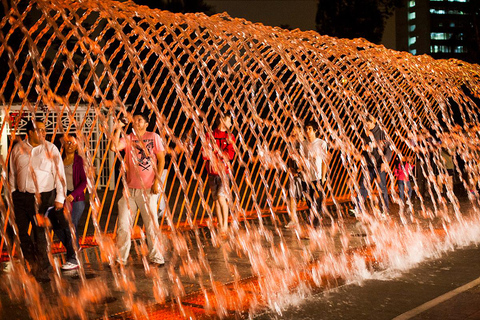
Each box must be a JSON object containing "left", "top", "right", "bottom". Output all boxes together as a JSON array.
[{"left": 120, "top": 131, "right": 164, "bottom": 189}]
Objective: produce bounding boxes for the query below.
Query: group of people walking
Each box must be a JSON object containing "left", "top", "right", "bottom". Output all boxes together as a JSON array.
[
  {"left": 9, "top": 120, "right": 86, "bottom": 281},
  {"left": 6, "top": 110, "right": 238, "bottom": 281},
  {"left": 7, "top": 109, "right": 459, "bottom": 282},
  {"left": 8, "top": 110, "right": 168, "bottom": 281}
]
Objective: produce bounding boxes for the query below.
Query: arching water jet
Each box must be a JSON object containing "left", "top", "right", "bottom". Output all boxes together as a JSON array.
[{"left": 0, "top": 0, "right": 480, "bottom": 318}]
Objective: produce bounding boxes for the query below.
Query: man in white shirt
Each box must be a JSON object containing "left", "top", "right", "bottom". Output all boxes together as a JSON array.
[
  {"left": 302, "top": 120, "right": 328, "bottom": 226},
  {"left": 9, "top": 119, "right": 66, "bottom": 282}
]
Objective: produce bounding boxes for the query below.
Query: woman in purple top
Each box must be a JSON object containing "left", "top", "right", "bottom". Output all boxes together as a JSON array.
[{"left": 57, "top": 134, "right": 87, "bottom": 270}]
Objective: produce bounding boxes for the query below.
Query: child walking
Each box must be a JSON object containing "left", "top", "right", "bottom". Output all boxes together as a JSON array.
[{"left": 394, "top": 156, "right": 414, "bottom": 203}]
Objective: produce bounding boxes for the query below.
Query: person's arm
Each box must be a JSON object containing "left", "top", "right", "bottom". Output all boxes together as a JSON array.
[
  {"left": 226, "top": 133, "right": 235, "bottom": 161},
  {"left": 53, "top": 147, "right": 66, "bottom": 209},
  {"left": 151, "top": 133, "right": 165, "bottom": 194},
  {"left": 380, "top": 130, "right": 392, "bottom": 172},
  {"left": 152, "top": 150, "right": 165, "bottom": 194},
  {"left": 110, "top": 121, "right": 126, "bottom": 152},
  {"left": 321, "top": 161, "right": 327, "bottom": 182},
  {"left": 9, "top": 146, "right": 17, "bottom": 192},
  {"left": 321, "top": 141, "right": 327, "bottom": 182},
  {"left": 68, "top": 155, "right": 87, "bottom": 201},
  {"left": 201, "top": 133, "right": 212, "bottom": 160}
]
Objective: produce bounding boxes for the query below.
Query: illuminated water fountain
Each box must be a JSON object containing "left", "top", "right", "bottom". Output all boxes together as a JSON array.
[{"left": 1, "top": 0, "right": 480, "bottom": 318}]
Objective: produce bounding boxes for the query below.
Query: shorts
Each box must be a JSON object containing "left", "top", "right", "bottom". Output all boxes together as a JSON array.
[
  {"left": 287, "top": 175, "right": 305, "bottom": 200},
  {"left": 208, "top": 175, "right": 229, "bottom": 201}
]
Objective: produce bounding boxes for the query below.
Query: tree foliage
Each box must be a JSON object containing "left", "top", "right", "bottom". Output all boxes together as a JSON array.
[
  {"left": 466, "top": 0, "right": 480, "bottom": 63},
  {"left": 131, "top": 0, "right": 214, "bottom": 15},
  {"left": 316, "top": 0, "right": 402, "bottom": 44}
]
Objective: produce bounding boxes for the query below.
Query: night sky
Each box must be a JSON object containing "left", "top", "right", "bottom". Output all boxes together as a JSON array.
[
  {"left": 206, "top": 0, "right": 397, "bottom": 49},
  {"left": 206, "top": 0, "right": 318, "bottom": 31}
]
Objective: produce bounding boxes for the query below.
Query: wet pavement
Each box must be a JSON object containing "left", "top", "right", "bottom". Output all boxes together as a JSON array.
[
  {"left": 255, "top": 244, "right": 480, "bottom": 320},
  {"left": 0, "top": 217, "right": 366, "bottom": 319},
  {"left": 1, "top": 197, "right": 480, "bottom": 319}
]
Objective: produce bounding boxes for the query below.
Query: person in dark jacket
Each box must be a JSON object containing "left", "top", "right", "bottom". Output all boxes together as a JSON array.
[
  {"left": 54, "top": 133, "right": 87, "bottom": 270},
  {"left": 357, "top": 115, "right": 392, "bottom": 215}
]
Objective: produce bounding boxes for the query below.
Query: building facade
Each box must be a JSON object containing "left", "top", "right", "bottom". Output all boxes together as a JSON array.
[{"left": 395, "top": 0, "right": 473, "bottom": 61}]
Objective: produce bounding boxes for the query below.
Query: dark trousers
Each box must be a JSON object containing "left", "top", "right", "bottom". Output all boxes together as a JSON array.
[
  {"left": 305, "top": 180, "right": 324, "bottom": 226},
  {"left": 12, "top": 190, "right": 55, "bottom": 276},
  {"left": 358, "top": 167, "right": 389, "bottom": 212}
]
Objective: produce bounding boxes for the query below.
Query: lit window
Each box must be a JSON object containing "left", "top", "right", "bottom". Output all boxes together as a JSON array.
[
  {"left": 430, "top": 9, "right": 466, "bottom": 14},
  {"left": 409, "top": 0, "right": 416, "bottom": 7},
  {"left": 454, "top": 46, "right": 465, "bottom": 53},
  {"left": 448, "top": 0, "right": 467, "bottom": 2},
  {"left": 430, "top": 45, "right": 452, "bottom": 53},
  {"left": 409, "top": 49, "right": 417, "bottom": 55},
  {"left": 408, "top": 12, "right": 416, "bottom": 20},
  {"left": 409, "top": 37, "right": 417, "bottom": 45},
  {"left": 409, "top": 25, "right": 416, "bottom": 32},
  {"left": 450, "top": 22, "right": 455, "bottom": 27},
  {"left": 431, "top": 32, "right": 452, "bottom": 40}
]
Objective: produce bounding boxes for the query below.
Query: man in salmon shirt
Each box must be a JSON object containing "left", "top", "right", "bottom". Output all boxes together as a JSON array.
[
  {"left": 202, "top": 114, "right": 235, "bottom": 236},
  {"left": 111, "top": 109, "right": 165, "bottom": 266}
]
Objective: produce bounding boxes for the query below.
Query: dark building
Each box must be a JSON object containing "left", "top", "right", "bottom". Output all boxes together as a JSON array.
[{"left": 395, "top": 0, "right": 473, "bottom": 61}]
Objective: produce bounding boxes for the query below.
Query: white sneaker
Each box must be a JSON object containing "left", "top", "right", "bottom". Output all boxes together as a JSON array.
[
  {"left": 285, "top": 221, "right": 298, "bottom": 229},
  {"left": 61, "top": 262, "right": 79, "bottom": 270},
  {"left": 2, "top": 261, "right": 13, "bottom": 273},
  {"left": 149, "top": 257, "right": 165, "bottom": 266}
]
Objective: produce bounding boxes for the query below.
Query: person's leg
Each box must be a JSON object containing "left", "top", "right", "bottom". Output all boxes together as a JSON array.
[
  {"left": 379, "top": 170, "right": 389, "bottom": 212},
  {"left": 447, "top": 170, "right": 454, "bottom": 195},
  {"left": 12, "top": 191, "right": 37, "bottom": 269},
  {"left": 213, "top": 199, "right": 223, "bottom": 230},
  {"left": 286, "top": 176, "right": 300, "bottom": 227},
  {"left": 398, "top": 180, "right": 405, "bottom": 202},
  {"left": 356, "top": 168, "right": 374, "bottom": 214},
  {"left": 138, "top": 190, "right": 164, "bottom": 264},
  {"left": 308, "top": 180, "right": 323, "bottom": 226},
  {"left": 209, "top": 175, "right": 221, "bottom": 228},
  {"left": 316, "top": 180, "right": 324, "bottom": 216},
  {"left": 58, "top": 200, "right": 85, "bottom": 266},
  {"left": 70, "top": 200, "right": 86, "bottom": 249},
  {"left": 70, "top": 201, "right": 85, "bottom": 230},
  {"left": 214, "top": 175, "right": 230, "bottom": 233},
  {"left": 406, "top": 180, "right": 413, "bottom": 199},
  {"left": 116, "top": 190, "right": 137, "bottom": 264},
  {"left": 35, "top": 191, "right": 56, "bottom": 274},
  {"left": 305, "top": 182, "right": 316, "bottom": 226},
  {"left": 158, "top": 169, "right": 168, "bottom": 221},
  {"left": 216, "top": 196, "right": 229, "bottom": 233},
  {"left": 53, "top": 220, "right": 77, "bottom": 265},
  {"left": 286, "top": 197, "right": 297, "bottom": 227},
  {"left": 359, "top": 168, "right": 373, "bottom": 206},
  {"left": 49, "top": 201, "right": 76, "bottom": 265}
]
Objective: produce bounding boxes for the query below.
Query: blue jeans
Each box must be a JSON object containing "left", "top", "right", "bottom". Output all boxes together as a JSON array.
[
  {"left": 55, "top": 200, "right": 85, "bottom": 264},
  {"left": 398, "top": 180, "right": 412, "bottom": 202},
  {"left": 358, "top": 167, "right": 389, "bottom": 212}
]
